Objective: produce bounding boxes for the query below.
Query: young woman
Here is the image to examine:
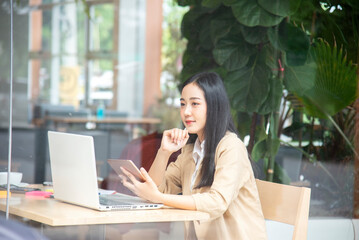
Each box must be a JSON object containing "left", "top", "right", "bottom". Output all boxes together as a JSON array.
[{"left": 120, "top": 72, "right": 267, "bottom": 239}]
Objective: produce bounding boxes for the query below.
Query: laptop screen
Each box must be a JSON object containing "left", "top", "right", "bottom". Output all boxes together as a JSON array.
[{"left": 48, "top": 131, "right": 101, "bottom": 209}]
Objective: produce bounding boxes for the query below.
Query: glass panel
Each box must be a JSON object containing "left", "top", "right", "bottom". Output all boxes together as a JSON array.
[
  {"left": 0, "top": 0, "right": 148, "bottom": 187},
  {"left": 41, "top": 8, "right": 52, "bottom": 52},
  {"left": 29, "top": 3, "right": 82, "bottom": 107},
  {"left": 89, "top": 4, "right": 114, "bottom": 52},
  {"left": 4, "top": 1, "right": 359, "bottom": 238},
  {"left": 36, "top": 60, "right": 51, "bottom": 102},
  {"left": 88, "top": 59, "right": 114, "bottom": 107},
  {"left": 76, "top": 3, "right": 86, "bottom": 66}
]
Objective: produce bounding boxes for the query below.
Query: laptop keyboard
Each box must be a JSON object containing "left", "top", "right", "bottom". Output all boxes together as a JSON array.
[
  {"left": 99, "top": 194, "right": 150, "bottom": 206},
  {"left": 99, "top": 197, "right": 130, "bottom": 206}
]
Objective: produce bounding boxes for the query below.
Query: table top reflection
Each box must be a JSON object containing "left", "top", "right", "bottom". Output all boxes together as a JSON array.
[{"left": 0, "top": 186, "right": 209, "bottom": 226}]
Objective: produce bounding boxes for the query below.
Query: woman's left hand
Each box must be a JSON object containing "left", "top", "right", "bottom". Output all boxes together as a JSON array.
[{"left": 120, "top": 167, "right": 164, "bottom": 203}]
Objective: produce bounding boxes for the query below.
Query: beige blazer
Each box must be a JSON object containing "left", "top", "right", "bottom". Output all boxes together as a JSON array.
[{"left": 159, "top": 132, "right": 267, "bottom": 240}]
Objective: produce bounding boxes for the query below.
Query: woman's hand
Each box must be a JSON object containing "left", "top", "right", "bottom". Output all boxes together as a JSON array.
[
  {"left": 160, "top": 128, "right": 189, "bottom": 153},
  {"left": 121, "top": 166, "right": 196, "bottom": 210},
  {"left": 120, "top": 167, "right": 164, "bottom": 203}
]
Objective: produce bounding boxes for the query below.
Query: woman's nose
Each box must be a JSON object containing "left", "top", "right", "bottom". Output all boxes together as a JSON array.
[{"left": 184, "top": 105, "right": 191, "bottom": 116}]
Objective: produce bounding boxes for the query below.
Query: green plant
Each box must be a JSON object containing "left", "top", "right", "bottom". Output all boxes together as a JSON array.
[
  {"left": 284, "top": 40, "right": 357, "bottom": 159},
  {"left": 177, "top": 0, "right": 310, "bottom": 182},
  {"left": 176, "top": 0, "right": 358, "bottom": 184}
]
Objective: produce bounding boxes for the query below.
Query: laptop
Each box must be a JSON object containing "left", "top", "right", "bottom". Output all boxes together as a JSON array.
[{"left": 47, "top": 131, "right": 163, "bottom": 211}]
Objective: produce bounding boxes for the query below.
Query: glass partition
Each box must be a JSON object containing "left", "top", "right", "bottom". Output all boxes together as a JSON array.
[
  {"left": 0, "top": 0, "right": 149, "bottom": 185},
  {"left": 1, "top": 1, "right": 359, "bottom": 238}
]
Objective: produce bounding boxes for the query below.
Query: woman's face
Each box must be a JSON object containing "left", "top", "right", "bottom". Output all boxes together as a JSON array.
[{"left": 180, "top": 82, "right": 207, "bottom": 142}]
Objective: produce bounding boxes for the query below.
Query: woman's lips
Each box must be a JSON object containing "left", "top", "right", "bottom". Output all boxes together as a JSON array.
[{"left": 185, "top": 121, "right": 194, "bottom": 125}]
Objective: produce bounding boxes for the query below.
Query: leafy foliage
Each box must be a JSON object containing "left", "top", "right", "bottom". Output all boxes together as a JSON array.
[
  {"left": 268, "top": 21, "right": 310, "bottom": 66},
  {"left": 229, "top": 0, "right": 285, "bottom": 27},
  {"left": 258, "top": 0, "right": 302, "bottom": 17},
  {"left": 287, "top": 40, "right": 357, "bottom": 119},
  {"left": 176, "top": 0, "right": 358, "bottom": 183}
]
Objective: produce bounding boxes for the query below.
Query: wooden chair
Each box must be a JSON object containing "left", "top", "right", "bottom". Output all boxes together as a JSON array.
[{"left": 256, "top": 179, "right": 311, "bottom": 240}]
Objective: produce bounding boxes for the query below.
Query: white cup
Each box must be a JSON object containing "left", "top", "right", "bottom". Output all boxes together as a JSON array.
[{"left": 0, "top": 172, "right": 23, "bottom": 185}]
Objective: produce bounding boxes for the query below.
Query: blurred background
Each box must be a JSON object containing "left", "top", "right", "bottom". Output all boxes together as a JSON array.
[{"left": 1, "top": 0, "right": 359, "bottom": 239}]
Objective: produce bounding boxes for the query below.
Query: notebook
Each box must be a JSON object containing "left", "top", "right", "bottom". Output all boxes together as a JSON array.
[{"left": 47, "top": 131, "right": 163, "bottom": 211}]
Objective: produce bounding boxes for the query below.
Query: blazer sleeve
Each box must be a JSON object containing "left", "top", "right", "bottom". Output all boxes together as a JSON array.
[
  {"left": 192, "top": 136, "right": 251, "bottom": 219},
  {"left": 157, "top": 146, "right": 190, "bottom": 195}
]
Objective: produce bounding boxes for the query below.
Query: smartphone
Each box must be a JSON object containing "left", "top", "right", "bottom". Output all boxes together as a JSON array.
[{"left": 107, "top": 159, "right": 145, "bottom": 182}]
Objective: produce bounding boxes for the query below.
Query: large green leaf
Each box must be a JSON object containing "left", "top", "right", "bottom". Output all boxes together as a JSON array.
[
  {"left": 268, "top": 21, "right": 310, "bottom": 66},
  {"left": 284, "top": 62, "right": 316, "bottom": 94},
  {"left": 230, "top": 0, "right": 284, "bottom": 27},
  {"left": 252, "top": 138, "right": 267, "bottom": 161},
  {"left": 258, "top": 0, "right": 302, "bottom": 17},
  {"left": 211, "top": 66, "right": 228, "bottom": 79},
  {"left": 182, "top": 40, "right": 200, "bottom": 66},
  {"left": 181, "top": 60, "right": 217, "bottom": 82},
  {"left": 262, "top": 44, "right": 282, "bottom": 76},
  {"left": 181, "top": 43, "right": 218, "bottom": 82},
  {"left": 177, "top": 0, "right": 200, "bottom": 7},
  {"left": 181, "top": 7, "right": 211, "bottom": 40},
  {"left": 240, "top": 25, "right": 268, "bottom": 44},
  {"left": 234, "top": 111, "right": 252, "bottom": 138},
  {"left": 209, "top": 7, "right": 236, "bottom": 45},
  {"left": 299, "top": 41, "right": 357, "bottom": 118},
  {"left": 202, "top": 0, "right": 222, "bottom": 8},
  {"left": 222, "top": 0, "right": 237, "bottom": 6},
  {"left": 210, "top": 19, "right": 233, "bottom": 45},
  {"left": 258, "top": 77, "right": 283, "bottom": 115},
  {"left": 213, "top": 29, "right": 255, "bottom": 71},
  {"left": 224, "top": 59, "right": 271, "bottom": 112},
  {"left": 199, "top": 19, "right": 214, "bottom": 50}
]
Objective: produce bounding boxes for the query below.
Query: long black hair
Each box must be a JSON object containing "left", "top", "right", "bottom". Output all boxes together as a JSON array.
[{"left": 181, "top": 72, "right": 238, "bottom": 189}]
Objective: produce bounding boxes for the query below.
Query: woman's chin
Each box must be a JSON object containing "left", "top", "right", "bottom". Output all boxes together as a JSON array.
[{"left": 186, "top": 128, "right": 197, "bottom": 135}]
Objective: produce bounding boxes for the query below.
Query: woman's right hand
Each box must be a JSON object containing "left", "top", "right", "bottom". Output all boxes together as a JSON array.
[{"left": 161, "top": 128, "right": 189, "bottom": 153}]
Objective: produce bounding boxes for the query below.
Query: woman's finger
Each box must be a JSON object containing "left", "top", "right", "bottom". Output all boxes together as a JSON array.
[
  {"left": 175, "top": 128, "right": 187, "bottom": 144},
  {"left": 180, "top": 129, "right": 186, "bottom": 140},
  {"left": 122, "top": 179, "right": 136, "bottom": 194},
  {"left": 184, "top": 130, "right": 189, "bottom": 142},
  {"left": 176, "top": 128, "right": 183, "bottom": 144},
  {"left": 161, "top": 128, "right": 189, "bottom": 151},
  {"left": 119, "top": 174, "right": 126, "bottom": 184},
  {"left": 171, "top": 128, "right": 178, "bottom": 144},
  {"left": 181, "top": 129, "right": 188, "bottom": 144},
  {"left": 140, "top": 167, "right": 153, "bottom": 183},
  {"left": 120, "top": 167, "right": 138, "bottom": 183}
]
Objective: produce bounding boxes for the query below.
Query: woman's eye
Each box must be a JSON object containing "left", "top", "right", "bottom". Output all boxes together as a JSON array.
[
  {"left": 192, "top": 102, "right": 199, "bottom": 106},
  {"left": 180, "top": 102, "right": 185, "bottom": 106}
]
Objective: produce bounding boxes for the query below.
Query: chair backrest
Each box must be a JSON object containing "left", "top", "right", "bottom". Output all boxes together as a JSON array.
[{"left": 256, "top": 179, "right": 311, "bottom": 240}]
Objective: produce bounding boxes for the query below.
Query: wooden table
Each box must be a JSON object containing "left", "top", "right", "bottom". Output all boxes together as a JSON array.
[
  {"left": 0, "top": 193, "right": 208, "bottom": 226},
  {"left": 42, "top": 116, "right": 161, "bottom": 134},
  {"left": 0, "top": 188, "right": 209, "bottom": 239}
]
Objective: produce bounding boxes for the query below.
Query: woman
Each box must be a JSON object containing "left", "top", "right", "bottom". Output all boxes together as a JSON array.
[{"left": 121, "top": 72, "right": 267, "bottom": 239}]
